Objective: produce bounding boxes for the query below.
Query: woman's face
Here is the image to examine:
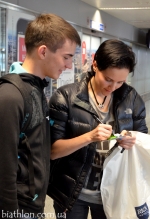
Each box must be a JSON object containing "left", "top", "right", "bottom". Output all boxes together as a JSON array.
[{"left": 93, "top": 62, "right": 129, "bottom": 96}]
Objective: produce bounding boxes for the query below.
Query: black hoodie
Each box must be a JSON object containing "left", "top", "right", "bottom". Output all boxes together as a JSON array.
[{"left": 0, "top": 73, "right": 50, "bottom": 217}]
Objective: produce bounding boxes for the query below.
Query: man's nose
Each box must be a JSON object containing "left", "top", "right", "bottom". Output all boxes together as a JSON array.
[{"left": 65, "top": 61, "right": 73, "bottom": 69}]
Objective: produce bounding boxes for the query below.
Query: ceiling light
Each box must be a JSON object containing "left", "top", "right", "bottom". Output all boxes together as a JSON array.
[{"left": 99, "top": 7, "right": 150, "bottom": 10}]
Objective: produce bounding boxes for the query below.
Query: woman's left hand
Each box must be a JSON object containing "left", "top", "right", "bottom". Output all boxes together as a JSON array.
[{"left": 117, "top": 130, "right": 136, "bottom": 150}]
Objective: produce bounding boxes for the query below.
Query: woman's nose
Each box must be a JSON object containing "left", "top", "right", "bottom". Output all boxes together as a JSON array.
[{"left": 109, "top": 83, "right": 117, "bottom": 91}]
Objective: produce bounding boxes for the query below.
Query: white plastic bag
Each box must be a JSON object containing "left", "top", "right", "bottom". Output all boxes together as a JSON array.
[{"left": 101, "top": 131, "right": 150, "bottom": 219}]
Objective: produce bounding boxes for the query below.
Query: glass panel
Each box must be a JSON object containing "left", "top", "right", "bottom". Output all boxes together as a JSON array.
[
  {"left": 91, "top": 36, "right": 100, "bottom": 63},
  {"left": 81, "top": 34, "right": 91, "bottom": 81},
  {"left": 0, "top": 7, "right": 6, "bottom": 76}
]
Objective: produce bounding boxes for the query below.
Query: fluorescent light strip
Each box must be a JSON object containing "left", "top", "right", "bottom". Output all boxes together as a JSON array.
[{"left": 99, "top": 7, "right": 150, "bottom": 10}]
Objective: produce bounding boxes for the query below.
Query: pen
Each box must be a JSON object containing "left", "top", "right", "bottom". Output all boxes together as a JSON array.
[
  {"left": 93, "top": 115, "right": 129, "bottom": 154},
  {"left": 120, "top": 148, "right": 125, "bottom": 153},
  {"left": 93, "top": 114, "right": 103, "bottom": 124},
  {"left": 93, "top": 114, "right": 115, "bottom": 137}
]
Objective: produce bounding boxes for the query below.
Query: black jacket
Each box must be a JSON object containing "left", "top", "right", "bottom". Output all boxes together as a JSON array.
[
  {"left": 47, "top": 72, "right": 147, "bottom": 211},
  {"left": 0, "top": 74, "right": 50, "bottom": 216}
]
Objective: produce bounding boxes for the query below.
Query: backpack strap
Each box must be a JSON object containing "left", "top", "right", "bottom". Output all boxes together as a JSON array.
[
  {"left": 0, "top": 73, "right": 32, "bottom": 132},
  {"left": 0, "top": 73, "right": 37, "bottom": 199}
]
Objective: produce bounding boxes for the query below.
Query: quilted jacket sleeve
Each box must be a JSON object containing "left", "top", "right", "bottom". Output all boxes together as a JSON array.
[
  {"left": 132, "top": 92, "right": 148, "bottom": 133},
  {"left": 49, "top": 88, "right": 69, "bottom": 144},
  {"left": 115, "top": 86, "right": 148, "bottom": 134}
]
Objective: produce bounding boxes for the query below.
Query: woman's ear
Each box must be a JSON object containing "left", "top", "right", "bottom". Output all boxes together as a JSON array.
[{"left": 92, "top": 60, "right": 97, "bottom": 72}]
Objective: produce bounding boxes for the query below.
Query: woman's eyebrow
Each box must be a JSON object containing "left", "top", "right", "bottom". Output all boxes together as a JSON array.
[{"left": 105, "top": 76, "right": 125, "bottom": 82}]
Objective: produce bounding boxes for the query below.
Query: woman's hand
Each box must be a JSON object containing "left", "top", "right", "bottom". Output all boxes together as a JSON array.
[
  {"left": 89, "top": 124, "right": 112, "bottom": 142},
  {"left": 51, "top": 124, "right": 112, "bottom": 159},
  {"left": 117, "top": 130, "right": 136, "bottom": 150}
]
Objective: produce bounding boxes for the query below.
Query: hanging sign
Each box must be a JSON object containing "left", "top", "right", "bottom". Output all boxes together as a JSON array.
[{"left": 90, "top": 20, "right": 104, "bottom": 32}]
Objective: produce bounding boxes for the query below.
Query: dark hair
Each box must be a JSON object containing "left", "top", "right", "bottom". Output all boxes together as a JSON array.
[
  {"left": 93, "top": 39, "right": 136, "bottom": 73},
  {"left": 25, "top": 13, "right": 81, "bottom": 54}
]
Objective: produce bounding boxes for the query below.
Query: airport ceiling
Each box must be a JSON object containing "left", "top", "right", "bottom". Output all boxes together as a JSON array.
[{"left": 81, "top": 0, "right": 150, "bottom": 32}]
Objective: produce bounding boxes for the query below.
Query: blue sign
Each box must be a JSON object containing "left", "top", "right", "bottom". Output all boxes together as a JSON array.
[
  {"left": 100, "top": 23, "right": 104, "bottom": 31},
  {"left": 90, "top": 20, "right": 104, "bottom": 32}
]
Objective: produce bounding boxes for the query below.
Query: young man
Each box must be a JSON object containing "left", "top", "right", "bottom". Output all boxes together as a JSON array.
[{"left": 0, "top": 13, "right": 81, "bottom": 218}]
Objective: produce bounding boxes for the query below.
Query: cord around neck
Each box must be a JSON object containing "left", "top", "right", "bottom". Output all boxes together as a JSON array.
[{"left": 90, "top": 79, "right": 107, "bottom": 109}]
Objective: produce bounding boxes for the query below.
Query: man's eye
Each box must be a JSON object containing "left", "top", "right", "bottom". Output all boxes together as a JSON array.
[{"left": 64, "top": 57, "right": 68, "bottom": 60}]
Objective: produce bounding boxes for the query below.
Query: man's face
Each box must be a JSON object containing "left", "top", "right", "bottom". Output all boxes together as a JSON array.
[{"left": 43, "top": 39, "right": 77, "bottom": 79}]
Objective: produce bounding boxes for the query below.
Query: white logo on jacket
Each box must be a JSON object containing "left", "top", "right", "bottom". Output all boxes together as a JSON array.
[
  {"left": 46, "top": 116, "right": 49, "bottom": 120},
  {"left": 124, "top": 108, "right": 132, "bottom": 114}
]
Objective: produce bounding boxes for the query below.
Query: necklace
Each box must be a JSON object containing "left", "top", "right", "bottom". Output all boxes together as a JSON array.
[{"left": 90, "top": 79, "right": 107, "bottom": 109}]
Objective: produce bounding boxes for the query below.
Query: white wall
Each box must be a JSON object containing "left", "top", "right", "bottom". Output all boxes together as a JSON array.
[
  {"left": 2, "top": 0, "right": 146, "bottom": 45},
  {"left": 131, "top": 44, "right": 150, "bottom": 129}
]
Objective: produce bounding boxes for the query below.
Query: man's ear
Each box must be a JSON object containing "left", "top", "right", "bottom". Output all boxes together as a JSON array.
[
  {"left": 38, "top": 45, "right": 47, "bottom": 59},
  {"left": 92, "top": 60, "right": 97, "bottom": 72}
]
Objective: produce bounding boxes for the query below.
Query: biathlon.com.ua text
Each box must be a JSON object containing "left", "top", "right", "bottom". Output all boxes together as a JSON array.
[{"left": 1, "top": 210, "right": 66, "bottom": 218}]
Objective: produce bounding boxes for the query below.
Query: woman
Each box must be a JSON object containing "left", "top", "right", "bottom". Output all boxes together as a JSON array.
[{"left": 47, "top": 39, "right": 148, "bottom": 219}]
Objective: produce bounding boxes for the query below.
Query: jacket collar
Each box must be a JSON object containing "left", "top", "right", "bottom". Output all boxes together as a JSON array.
[
  {"left": 76, "top": 71, "right": 93, "bottom": 101},
  {"left": 19, "top": 73, "right": 48, "bottom": 90},
  {"left": 113, "top": 82, "right": 133, "bottom": 104},
  {"left": 74, "top": 72, "right": 97, "bottom": 115}
]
